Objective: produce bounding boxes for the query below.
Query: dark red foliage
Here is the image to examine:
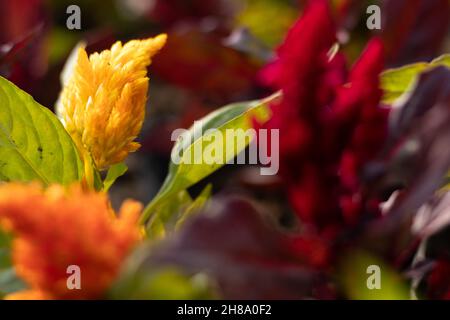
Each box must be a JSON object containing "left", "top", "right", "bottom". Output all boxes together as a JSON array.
[
  {"left": 259, "top": 0, "right": 388, "bottom": 230},
  {"left": 381, "top": 0, "right": 450, "bottom": 67},
  {"left": 0, "top": 0, "right": 47, "bottom": 93},
  {"left": 368, "top": 67, "right": 450, "bottom": 233},
  {"left": 153, "top": 27, "right": 261, "bottom": 101},
  {"left": 148, "top": 197, "right": 323, "bottom": 299},
  {"left": 427, "top": 260, "right": 450, "bottom": 300},
  {"left": 143, "top": 0, "right": 234, "bottom": 28},
  {"left": 325, "top": 0, "right": 450, "bottom": 67}
]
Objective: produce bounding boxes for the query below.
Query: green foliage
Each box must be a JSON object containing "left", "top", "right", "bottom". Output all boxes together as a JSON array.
[
  {"left": 0, "top": 76, "right": 83, "bottom": 185},
  {"left": 175, "top": 184, "right": 212, "bottom": 230},
  {"left": 126, "top": 269, "right": 212, "bottom": 300},
  {"left": 443, "top": 172, "right": 450, "bottom": 191},
  {"left": 0, "top": 230, "right": 26, "bottom": 298},
  {"left": 237, "top": 0, "right": 298, "bottom": 47},
  {"left": 0, "top": 268, "right": 26, "bottom": 299},
  {"left": 339, "top": 250, "right": 410, "bottom": 300},
  {"left": 148, "top": 185, "right": 212, "bottom": 239},
  {"left": 140, "top": 93, "right": 279, "bottom": 232},
  {"left": 381, "top": 54, "right": 450, "bottom": 104},
  {"left": 103, "top": 162, "right": 128, "bottom": 192},
  {"left": 109, "top": 255, "right": 214, "bottom": 300}
]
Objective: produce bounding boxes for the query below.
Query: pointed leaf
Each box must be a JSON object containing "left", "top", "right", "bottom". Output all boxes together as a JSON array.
[
  {"left": 176, "top": 184, "right": 212, "bottom": 230},
  {"left": 140, "top": 92, "right": 279, "bottom": 226},
  {"left": 0, "top": 76, "right": 83, "bottom": 185},
  {"left": 381, "top": 54, "right": 450, "bottom": 103},
  {"left": 103, "top": 162, "right": 128, "bottom": 192}
]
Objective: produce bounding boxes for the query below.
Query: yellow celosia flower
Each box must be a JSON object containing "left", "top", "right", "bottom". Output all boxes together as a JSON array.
[
  {"left": 0, "top": 183, "right": 142, "bottom": 300},
  {"left": 59, "top": 34, "right": 167, "bottom": 172}
]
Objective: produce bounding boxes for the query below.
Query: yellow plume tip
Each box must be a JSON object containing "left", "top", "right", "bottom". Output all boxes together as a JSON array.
[{"left": 58, "top": 34, "right": 167, "bottom": 171}]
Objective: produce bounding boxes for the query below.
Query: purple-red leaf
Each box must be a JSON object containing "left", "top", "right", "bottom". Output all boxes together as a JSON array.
[{"left": 140, "top": 197, "right": 320, "bottom": 299}]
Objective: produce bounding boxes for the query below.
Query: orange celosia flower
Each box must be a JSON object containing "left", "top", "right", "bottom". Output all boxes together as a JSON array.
[
  {"left": 58, "top": 34, "right": 167, "bottom": 171},
  {"left": 4, "top": 290, "right": 51, "bottom": 300},
  {"left": 0, "top": 183, "right": 142, "bottom": 300}
]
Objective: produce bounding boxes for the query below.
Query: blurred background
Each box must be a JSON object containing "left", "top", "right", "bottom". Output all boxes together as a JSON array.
[{"left": 0, "top": 0, "right": 449, "bottom": 210}]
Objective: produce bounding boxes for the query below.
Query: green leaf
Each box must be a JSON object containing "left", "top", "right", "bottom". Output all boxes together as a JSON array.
[
  {"left": 432, "top": 54, "right": 450, "bottom": 66},
  {"left": 0, "top": 230, "right": 26, "bottom": 298},
  {"left": 444, "top": 173, "right": 450, "bottom": 190},
  {"left": 147, "top": 184, "right": 212, "bottom": 239},
  {"left": 140, "top": 92, "right": 279, "bottom": 228},
  {"left": 0, "top": 268, "right": 26, "bottom": 298},
  {"left": 103, "top": 162, "right": 128, "bottom": 191},
  {"left": 109, "top": 266, "right": 213, "bottom": 300},
  {"left": 0, "top": 230, "right": 12, "bottom": 270},
  {"left": 381, "top": 63, "right": 428, "bottom": 104},
  {"left": 175, "top": 184, "right": 212, "bottom": 230},
  {"left": 0, "top": 76, "right": 83, "bottom": 185},
  {"left": 146, "top": 190, "right": 193, "bottom": 239},
  {"left": 339, "top": 250, "right": 410, "bottom": 300},
  {"left": 381, "top": 54, "right": 450, "bottom": 104}
]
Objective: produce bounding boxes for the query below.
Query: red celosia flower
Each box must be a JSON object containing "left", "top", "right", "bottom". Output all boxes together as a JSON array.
[{"left": 259, "top": 0, "right": 388, "bottom": 230}]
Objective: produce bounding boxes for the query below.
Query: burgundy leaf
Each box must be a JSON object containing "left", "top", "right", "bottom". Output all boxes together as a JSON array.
[
  {"left": 381, "top": 0, "right": 450, "bottom": 67},
  {"left": 367, "top": 67, "right": 450, "bottom": 233},
  {"left": 413, "top": 192, "right": 450, "bottom": 238},
  {"left": 140, "top": 197, "right": 321, "bottom": 299}
]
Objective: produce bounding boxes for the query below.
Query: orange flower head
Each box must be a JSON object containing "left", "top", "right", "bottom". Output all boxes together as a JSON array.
[
  {"left": 0, "top": 183, "right": 142, "bottom": 299},
  {"left": 58, "top": 34, "right": 167, "bottom": 170}
]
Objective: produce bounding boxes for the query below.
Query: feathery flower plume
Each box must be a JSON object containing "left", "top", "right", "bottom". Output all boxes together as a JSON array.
[
  {"left": 58, "top": 35, "right": 167, "bottom": 175},
  {"left": 0, "top": 183, "right": 142, "bottom": 299},
  {"left": 260, "top": 0, "right": 387, "bottom": 229}
]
